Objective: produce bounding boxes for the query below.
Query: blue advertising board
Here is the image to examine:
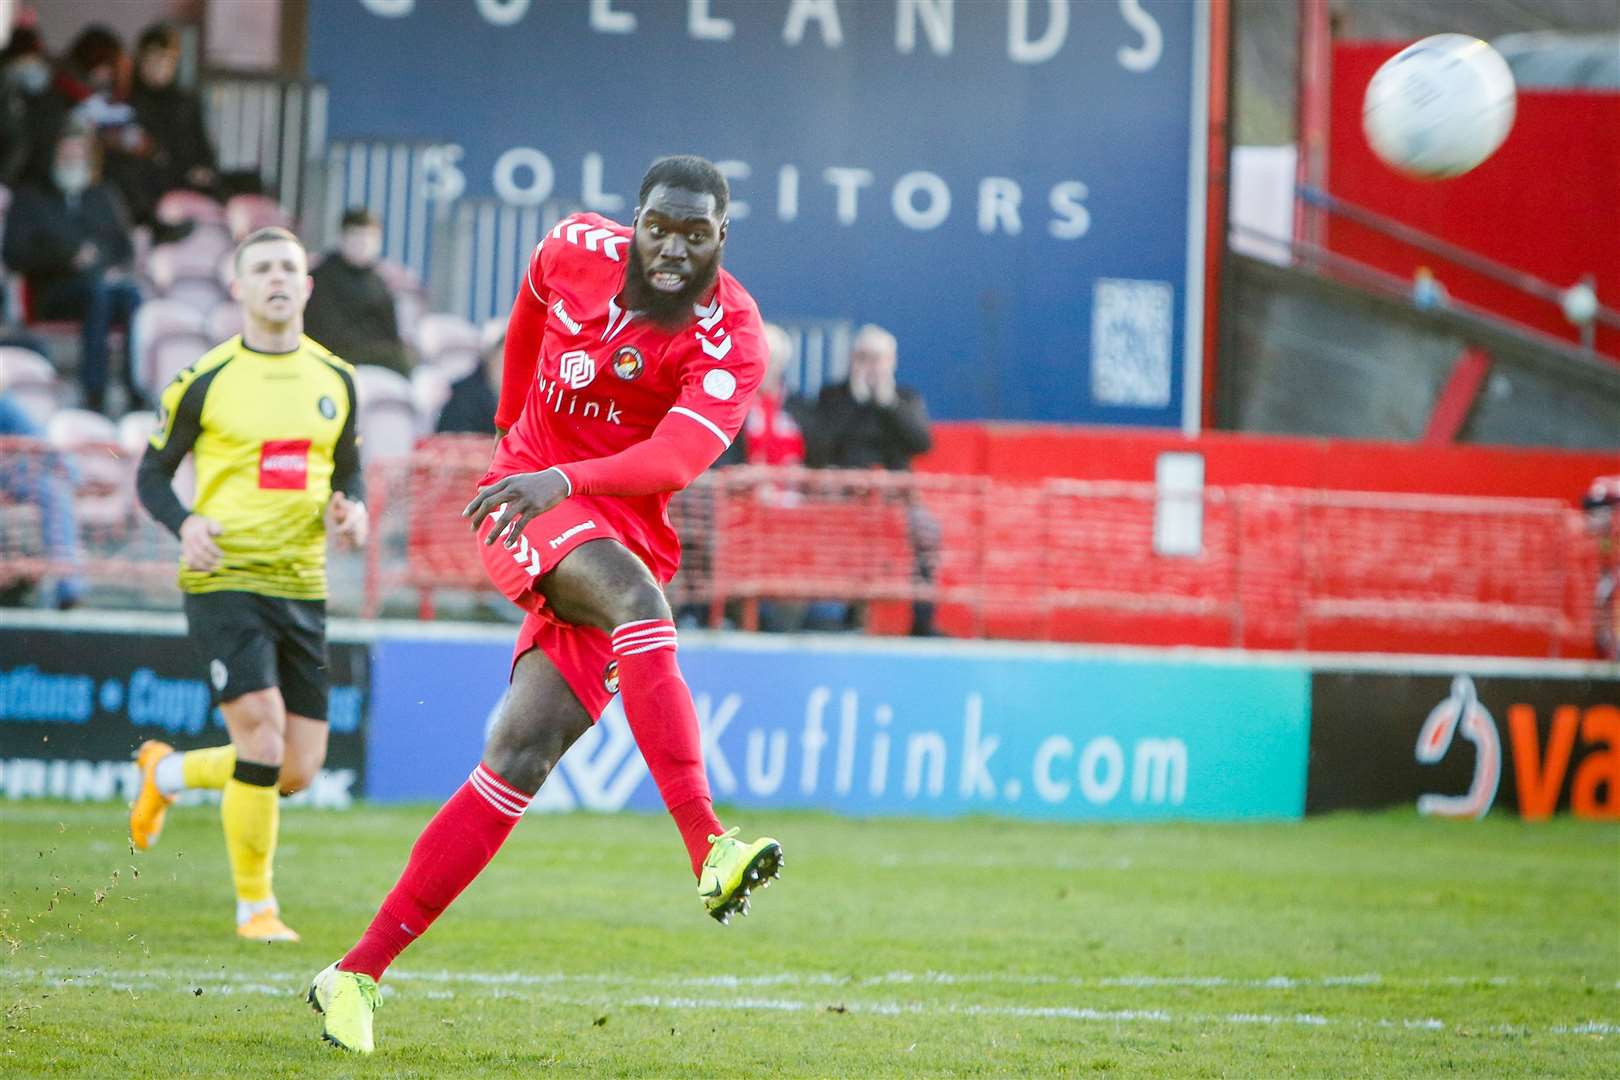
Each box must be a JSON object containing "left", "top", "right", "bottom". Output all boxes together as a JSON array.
[
  {"left": 368, "top": 636, "right": 1309, "bottom": 820},
  {"left": 307, "top": 0, "right": 1210, "bottom": 427}
]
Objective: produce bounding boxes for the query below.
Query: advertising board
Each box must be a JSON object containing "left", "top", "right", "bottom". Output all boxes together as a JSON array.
[
  {"left": 307, "top": 0, "right": 1212, "bottom": 427},
  {"left": 0, "top": 625, "right": 370, "bottom": 808},
  {"left": 369, "top": 636, "right": 1310, "bottom": 820}
]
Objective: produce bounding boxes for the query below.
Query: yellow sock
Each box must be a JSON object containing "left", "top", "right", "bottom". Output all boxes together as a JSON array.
[
  {"left": 180, "top": 745, "right": 237, "bottom": 790},
  {"left": 221, "top": 766, "right": 280, "bottom": 906}
]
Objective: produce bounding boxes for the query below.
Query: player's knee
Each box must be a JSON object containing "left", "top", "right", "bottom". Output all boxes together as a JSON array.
[
  {"left": 223, "top": 688, "right": 286, "bottom": 760},
  {"left": 278, "top": 759, "right": 317, "bottom": 796},
  {"left": 603, "top": 580, "right": 672, "bottom": 628},
  {"left": 485, "top": 706, "right": 585, "bottom": 793}
]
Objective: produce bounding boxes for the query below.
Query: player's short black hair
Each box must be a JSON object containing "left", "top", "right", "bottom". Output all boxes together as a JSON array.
[
  {"left": 638, "top": 155, "right": 729, "bottom": 217},
  {"left": 340, "top": 207, "right": 380, "bottom": 230}
]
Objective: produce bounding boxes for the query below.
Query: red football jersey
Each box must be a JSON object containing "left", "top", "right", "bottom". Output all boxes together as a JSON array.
[{"left": 488, "top": 212, "right": 766, "bottom": 578}]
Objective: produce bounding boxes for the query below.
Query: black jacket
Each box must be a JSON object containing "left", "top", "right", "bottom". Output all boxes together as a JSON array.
[
  {"left": 436, "top": 368, "right": 499, "bottom": 436},
  {"left": 305, "top": 255, "right": 408, "bottom": 373},
  {"left": 806, "top": 382, "right": 932, "bottom": 471},
  {"left": 130, "top": 81, "right": 216, "bottom": 187},
  {"left": 2, "top": 180, "right": 134, "bottom": 291}
]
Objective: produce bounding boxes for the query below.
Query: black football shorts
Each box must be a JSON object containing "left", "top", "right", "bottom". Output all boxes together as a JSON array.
[{"left": 183, "top": 590, "right": 329, "bottom": 720}]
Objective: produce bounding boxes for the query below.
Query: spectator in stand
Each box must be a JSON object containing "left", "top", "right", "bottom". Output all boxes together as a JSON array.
[
  {"left": 0, "top": 28, "right": 52, "bottom": 186},
  {"left": 116, "top": 23, "right": 218, "bottom": 228},
  {"left": 1584, "top": 475, "right": 1619, "bottom": 661},
  {"left": 0, "top": 386, "right": 86, "bottom": 609},
  {"left": 718, "top": 322, "right": 810, "bottom": 467},
  {"left": 305, "top": 208, "right": 410, "bottom": 375},
  {"left": 807, "top": 323, "right": 940, "bottom": 636},
  {"left": 436, "top": 331, "right": 501, "bottom": 436},
  {"left": 25, "top": 26, "right": 134, "bottom": 181},
  {"left": 2, "top": 122, "right": 143, "bottom": 414}
]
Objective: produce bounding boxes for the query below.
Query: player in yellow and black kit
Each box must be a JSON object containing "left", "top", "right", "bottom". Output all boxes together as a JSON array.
[{"left": 129, "top": 226, "right": 369, "bottom": 943}]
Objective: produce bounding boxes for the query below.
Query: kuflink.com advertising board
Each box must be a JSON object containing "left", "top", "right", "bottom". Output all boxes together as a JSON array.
[
  {"left": 370, "top": 638, "right": 1309, "bottom": 821},
  {"left": 308, "top": 0, "right": 1210, "bottom": 427}
]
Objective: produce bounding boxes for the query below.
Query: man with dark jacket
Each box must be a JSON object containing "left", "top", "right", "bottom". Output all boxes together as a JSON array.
[
  {"left": 808, "top": 324, "right": 940, "bottom": 635},
  {"left": 2, "top": 123, "right": 142, "bottom": 413},
  {"left": 807, "top": 324, "right": 932, "bottom": 471},
  {"left": 109, "top": 23, "right": 220, "bottom": 226},
  {"left": 304, "top": 208, "right": 410, "bottom": 375}
]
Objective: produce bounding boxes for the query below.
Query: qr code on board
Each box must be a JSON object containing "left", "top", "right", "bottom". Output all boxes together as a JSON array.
[{"left": 1091, "top": 278, "right": 1174, "bottom": 407}]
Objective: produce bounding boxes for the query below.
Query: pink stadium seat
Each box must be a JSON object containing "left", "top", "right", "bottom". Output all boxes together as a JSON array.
[
  {"left": 131, "top": 299, "right": 206, "bottom": 372},
  {"left": 45, "top": 409, "right": 133, "bottom": 529},
  {"left": 162, "top": 276, "right": 229, "bottom": 314},
  {"left": 410, "top": 365, "right": 453, "bottom": 433},
  {"left": 142, "top": 331, "right": 214, "bottom": 394},
  {"left": 147, "top": 235, "right": 232, "bottom": 293},
  {"left": 0, "top": 346, "right": 60, "bottom": 427},
  {"left": 414, "top": 312, "right": 481, "bottom": 362},
  {"left": 155, "top": 189, "right": 226, "bottom": 227},
  {"left": 225, "top": 194, "right": 292, "bottom": 241},
  {"left": 118, "top": 410, "right": 159, "bottom": 455},
  {"left": 353, "top": 364, "right": 419, "bottom": 461}
]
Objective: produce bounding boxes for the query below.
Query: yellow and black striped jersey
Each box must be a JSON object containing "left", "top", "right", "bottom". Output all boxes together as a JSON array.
[{"left": 137, "top": 335, "right": 363, "bottom": 600}]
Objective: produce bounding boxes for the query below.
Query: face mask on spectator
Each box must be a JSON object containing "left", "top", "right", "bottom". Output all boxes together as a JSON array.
[
  {"left": 339, "top": 227, "right": 382, "bottom": 267},
  {"left": 5, "top": 58, "right": 49, "bottom": 95},
  {"left": 54, "top": 163, "right": 91, "bottom": 194}
]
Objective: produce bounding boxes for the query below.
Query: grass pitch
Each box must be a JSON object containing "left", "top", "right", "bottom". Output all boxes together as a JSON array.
[{"left": 1, "top": 801, "right": 1615, "bottom": 1078}]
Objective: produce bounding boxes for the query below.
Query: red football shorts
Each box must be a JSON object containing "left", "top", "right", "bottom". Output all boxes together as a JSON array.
[{"left": 474, "top": 499, "right": 631, "bottom": 721}]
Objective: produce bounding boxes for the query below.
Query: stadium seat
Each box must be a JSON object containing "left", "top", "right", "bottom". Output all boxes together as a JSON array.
[
  {"left": 163, "top": 276, "right": 229, "bottom": 314},
  {"left": 414, "top": 312, "right": 482, "bottom": 363},
  {"left": 409, "top": 365, "right": 453, "bottom": 433},
  {"left": 45, "top": 408, "right": 133, "bottom": 529},
  {"left": 0, "top": 346, "right": 60, "bottom": 426},
  {"left": 147, "top": 234, "right": 233, "bottom": 294},
  {"left": 141, "top": 331, "right": 214, "bottom": 395},
  {"left": 131, "top": 299, "right": 206, "bottom": 376},
  {"left": 224, "top": 193, "right": 292, "bottom": 241},
  {"left": 155, "top": 189, "right": 226, "bottom": 227},
  {"left": 353, "top": 364, "right": 419, "bottom": 461},
  {"left": 117, "top": 410, "right": 158, "bottom": 455}
]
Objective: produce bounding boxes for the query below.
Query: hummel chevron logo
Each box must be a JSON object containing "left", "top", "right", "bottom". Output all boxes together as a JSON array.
[
  {"left": 551, "top": 219, "right": 628, "bottom": 261},
  {"left": 699, "top": 332, "right": 732, "bottom": 361},
  {"left": 693, "top": 299, "right": 724, "bottom": 331},
  {"left": 552, "top": 301, "right": 581, "bottom": 334},
  {"left": 494, "top": 504, "right": 542, "bottom": 576}
]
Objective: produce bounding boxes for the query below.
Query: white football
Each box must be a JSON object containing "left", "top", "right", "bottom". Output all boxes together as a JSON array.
[{"left": 1363, "top": 34, "right": 1517, "bottom": 179}]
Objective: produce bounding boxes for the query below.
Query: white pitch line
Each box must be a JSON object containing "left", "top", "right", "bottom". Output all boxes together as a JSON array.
[
  {"left": 3, "top": 968, "right": 1612, "bottom": 1038},
  {"left": 4, "top": 966, "right": 1601, "bottom": 994}
]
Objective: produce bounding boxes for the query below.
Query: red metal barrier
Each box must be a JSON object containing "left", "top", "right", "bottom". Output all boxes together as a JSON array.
[{"left": 1, "top": 434, "right": 1610, "bottom": 659}]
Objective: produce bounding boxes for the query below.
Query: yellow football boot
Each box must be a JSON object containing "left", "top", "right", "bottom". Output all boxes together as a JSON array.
[
  {"left": 308, "top": 960, "right": 380, "bottom": 1054},
  {"left": 698, "top": 827, "right": 783, "bottom": 924}
]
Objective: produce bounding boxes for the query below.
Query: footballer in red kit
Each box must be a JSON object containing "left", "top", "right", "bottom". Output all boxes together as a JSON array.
[{"left": 310, "top": 157, "right": 783, "bottom": 1055}]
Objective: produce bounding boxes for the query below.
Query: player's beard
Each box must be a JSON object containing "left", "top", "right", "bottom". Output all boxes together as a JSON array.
[{"left": 622, "top": 244, "right": 722, "bottom": 328}]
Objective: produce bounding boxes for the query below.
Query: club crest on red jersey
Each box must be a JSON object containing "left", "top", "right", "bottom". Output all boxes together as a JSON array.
[
  {"left": 602, "top": 659, "right": 621, "bottom": 694},
  {"left": 611, "top": 345, "right": 644, "bottom": 381}
]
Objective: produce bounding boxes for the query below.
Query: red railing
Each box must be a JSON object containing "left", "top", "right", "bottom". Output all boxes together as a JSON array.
[{"left": 1, "top": 435, "right": 1610, "bottom": 658}]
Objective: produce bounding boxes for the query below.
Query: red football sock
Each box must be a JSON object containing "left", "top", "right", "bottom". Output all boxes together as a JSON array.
[
  {"left": 340, "top": 763, "right": 530, "bottom": 981},
  {"left": 612, "top": 619, "right": 724, "bottom": 876}
]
